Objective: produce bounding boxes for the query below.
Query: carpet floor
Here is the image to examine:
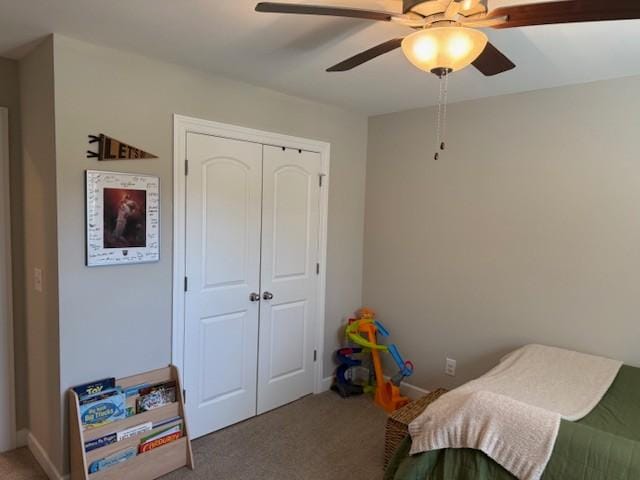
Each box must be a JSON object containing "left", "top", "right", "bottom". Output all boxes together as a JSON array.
[
  {"left": 0, "top": 448, "right": 46, "bottom": 480},
  {"left": 163, "top": 391, "right": 388, "bottom": 480},
  {"left": 0, "top": 392, "right": 389, "bottom": 480}
]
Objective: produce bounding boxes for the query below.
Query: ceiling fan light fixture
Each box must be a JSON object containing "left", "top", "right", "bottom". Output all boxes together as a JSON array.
[{"left": 401, "top": 26, "right": 488, "bottom": 75}]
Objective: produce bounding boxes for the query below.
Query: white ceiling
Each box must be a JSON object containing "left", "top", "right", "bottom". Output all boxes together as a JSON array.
[{"left": 1, "top": 0, "right": 640, "bottom": 115}]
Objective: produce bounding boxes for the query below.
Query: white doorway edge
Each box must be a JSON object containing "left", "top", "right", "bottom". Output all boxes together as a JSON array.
[
  {"left": 171, "top": 114, "right": 331, "bottom": 397},
  {"left": 0, "top": 107, "right": 16, "bottom": 453}
]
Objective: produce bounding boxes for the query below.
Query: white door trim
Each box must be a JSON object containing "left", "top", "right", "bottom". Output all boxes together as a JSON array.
[
  {"left": 172, "top": 114, "right": 331, "bottom": 396},
  {"left": 0, "top": 106, "right": 16, "bottom": 452}
]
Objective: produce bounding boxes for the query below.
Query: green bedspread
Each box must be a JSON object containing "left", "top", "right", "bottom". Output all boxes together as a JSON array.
[{"left": 385, "top": 365, "right": 640, "bottom": 480}]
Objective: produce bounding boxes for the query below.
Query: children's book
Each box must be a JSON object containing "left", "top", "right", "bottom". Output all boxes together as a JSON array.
[
  {"left": 84, "top": 422, "right": 153, "bottom": 452},
  {"left": 153, "top": 415, "right": 181, "bottom": 429},
  {"left": 79, "top": 387, "right": 120, "bottom": 406},
  {"left": 124, "top": 383, "right": 150, "bottom": 398},
  {"left": 84, "top": 433, "right": 117, "bottom": 453},
  {"left": 138, "top": 423, "right": 183, "bottom": 454},
  {"left": 123, "top": 383, "right": 149, "bottom": 417},
  {"left": 88, "top": 446, "right": 137, "bottom": 473},
  {"left": 73, "top": 378, "right": 116, "bottom": 400},
  {"left": 80, "top": 387, "right": 127, "bottom": 430},
  {"left": 116, "top": 422, "right": 153, "bottom": 441},
  {"left": 136, "top": 381, "right": 177, "bottom": 413}
]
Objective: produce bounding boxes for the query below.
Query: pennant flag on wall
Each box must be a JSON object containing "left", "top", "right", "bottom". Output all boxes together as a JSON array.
[{"left": 87, "top": 134, "right": 158, "bottom": 161}]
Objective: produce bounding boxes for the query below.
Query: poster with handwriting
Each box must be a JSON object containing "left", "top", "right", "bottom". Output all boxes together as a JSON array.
[{"left": 86, "top": 170, "right": 159, "bottom": 266}]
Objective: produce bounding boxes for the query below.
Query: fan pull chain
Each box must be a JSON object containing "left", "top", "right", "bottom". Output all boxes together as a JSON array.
[
  {"left": 434, "top": 71, "right": 450, "bottom": 160},
  {"left": 435, "top": 75, "right": 442, "bottom": 160},
  {"left": 442, "top": 70, "right": 449, "bottom": 150}
]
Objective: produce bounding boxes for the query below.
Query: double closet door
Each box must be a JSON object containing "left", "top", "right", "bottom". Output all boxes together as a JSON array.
[{"left": 184, "top": 133, "right": 322, "bottom": 439}]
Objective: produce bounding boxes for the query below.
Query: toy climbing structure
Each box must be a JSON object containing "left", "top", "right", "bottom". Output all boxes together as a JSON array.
[{"left": 334, "top": 308, "right": 414, "bottom": 413}]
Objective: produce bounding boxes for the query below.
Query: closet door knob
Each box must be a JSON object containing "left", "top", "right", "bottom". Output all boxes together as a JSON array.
[
  {"left": 262, "top": 291, "right": 274, "bottom": 301},
  {"left": 249, "top": 293, "right": 261, "bottom": 302}
]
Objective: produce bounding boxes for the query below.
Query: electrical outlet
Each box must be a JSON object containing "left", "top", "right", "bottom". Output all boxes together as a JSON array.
[
  {"left": 34, "top": 267, "right": 43, "bottom": 293},
  {"left": 445, "top": 357, "right": 457, "bottom": 377}
]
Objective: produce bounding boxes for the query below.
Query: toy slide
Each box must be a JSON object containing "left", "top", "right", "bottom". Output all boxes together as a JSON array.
[
  {"left": 341, "top": 310, "right": 415, "bottom": 412},
  {"left": 346, "top": 321, "right": 387, "bottom": 350},
  {"left": 347, "top": 321, "right": 414, "bottom": 379},
  {"left": 389, "top": 344, "right": 415, "bottom": 380}
]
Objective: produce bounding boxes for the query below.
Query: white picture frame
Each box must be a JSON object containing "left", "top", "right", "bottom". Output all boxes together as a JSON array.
[{"left": 86, "top": 170, "right": 160, "bottom": 267}]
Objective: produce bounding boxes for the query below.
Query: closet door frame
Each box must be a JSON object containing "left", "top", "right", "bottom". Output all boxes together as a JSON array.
[
  {"left": 172, "top": 114, "right": 330, "bottom": 397},
  {"left": 0, "top": 107, "right": 16, "bottom": 452}
]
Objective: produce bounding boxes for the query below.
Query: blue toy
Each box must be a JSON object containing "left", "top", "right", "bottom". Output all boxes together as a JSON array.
[{"left": 331, "top": 347, "right": 366, "bottom": 397}]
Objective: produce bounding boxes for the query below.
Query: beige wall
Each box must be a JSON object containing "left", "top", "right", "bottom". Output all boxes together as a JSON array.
[
  {"left": 18, "top": 37, "right": 62, "bottom": 465},
  {"left": 26, "top": 31, "right": 640, "bottom": 474},
  {"left": 0, "top": 57, "right": 27, "bottom": 431},
  {"left": 365, "top": 75, "right": 640, "bottom": 392},
  {"left": 52, "top": 35, "right": 367, "bottom": 472}
]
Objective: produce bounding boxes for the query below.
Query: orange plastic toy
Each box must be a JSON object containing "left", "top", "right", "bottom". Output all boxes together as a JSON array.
[{"left": 346, "top": 309, "right": 412, "bottom": 413}]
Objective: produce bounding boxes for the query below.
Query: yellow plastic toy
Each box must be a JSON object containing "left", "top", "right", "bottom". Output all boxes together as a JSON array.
[{"left": 345, "top": 308, "right": 413, "bottom": 413}]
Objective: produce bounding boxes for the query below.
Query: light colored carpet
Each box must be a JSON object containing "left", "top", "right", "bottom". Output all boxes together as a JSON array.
[
  {"left": 163, "top": 391, "right": 389, "bottom": 480},
  {"left": 0, "top": 447, "right": 47, "bottom": 480},
  {"left": 0, "top": 392, "right": 388, "bottom": 480}
]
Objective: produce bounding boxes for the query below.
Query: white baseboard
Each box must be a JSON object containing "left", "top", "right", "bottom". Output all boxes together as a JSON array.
[
  {"left": 398, "top": 381, "right": 430, "bottom": 400},
  {"left": 15, "top": 428, "right": 28, "bottom": 447},
  {"left": 321, "top": 376, "right": 333, "bottom": 392},
  {"left": 27, "top": 432, "right": 67, "bottom": 480},
  {"left": 383, "top": 374, "right": 430, "bottom": 400}
]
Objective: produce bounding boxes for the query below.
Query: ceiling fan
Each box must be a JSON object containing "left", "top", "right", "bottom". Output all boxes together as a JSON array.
[
  {"left": 256, "top": 0, "right": 639, "bottom": 159},
  {"left": 255, "top": 0, "right": 640, "bottom": 77}
]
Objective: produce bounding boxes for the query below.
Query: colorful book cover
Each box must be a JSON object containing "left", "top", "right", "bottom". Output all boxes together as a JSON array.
[
  {"left": 141, "top": 423, "right": 181, "bottom": 442},
  {"left": 88, "top": 446, "right": 137, "bottom": 473},
  {"left": 124, "top": 383, "right": 150, "bottom": 398},
  {"left": 73, "top": 378, "right": 116, "bottom": 399},
  {"left": 136, "top": 381, "right": 177, "bottom": 412},
  {"left": 116, "top": 422, "right": 153, "bottom": 441},
  {"left": 138, "top": 424, "right": 183, "bottom": 454},
  {"left": 84, "top": 433, "right": 117, "bottom": 453},
  {"left": 139, "top": 423, "right": 180, "bottom": 444},
  {"left": 153, "top": 416, "right": 181, "bottom": 429},
  {"left": 79, "top": 387, "right": 120, "bottom": 406},
  {"left": 80, "top": 388, "right": 127, "bottom": 430}
]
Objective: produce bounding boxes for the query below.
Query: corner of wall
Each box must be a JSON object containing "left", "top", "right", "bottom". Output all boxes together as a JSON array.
[
  {"left": 27, "top": 431, "right": 67, "bottom": 480},
  {"left": 19, "top": 33, "right": 64, "bottom": 475}
]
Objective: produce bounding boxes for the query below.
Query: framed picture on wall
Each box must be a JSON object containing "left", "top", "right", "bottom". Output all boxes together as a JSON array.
[{"left": 86, "top": 170, "right": 160, "bottom": 267}]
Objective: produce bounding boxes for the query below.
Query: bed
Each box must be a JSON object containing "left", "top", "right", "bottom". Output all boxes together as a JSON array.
[{"left": 385, "top": 364, "right": 640, "bottom": 480}]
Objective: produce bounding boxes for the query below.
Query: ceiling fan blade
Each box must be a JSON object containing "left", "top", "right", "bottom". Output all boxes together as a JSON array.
[
  {"left": 487, "top": 0, "right": 640, "bottom": 29},
  {"left": 255, "top": 2, "right": 393, "bottom": 21},
  {"left": 445, "top": 1, "right": 462, "bottom": 18},
  {"left": 472, "top": 42, "right": 516, "bottom": 76},
  {"left": 327, "top": 38, "right": 404, "bottom": 72},
  {"left": 403, "top": 0, "right": 428, "bottom": 14}
]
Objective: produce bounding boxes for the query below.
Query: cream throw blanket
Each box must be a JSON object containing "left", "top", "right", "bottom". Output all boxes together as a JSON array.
[{"left": 408, "top": 344, "right": 623, "bottom": 480}]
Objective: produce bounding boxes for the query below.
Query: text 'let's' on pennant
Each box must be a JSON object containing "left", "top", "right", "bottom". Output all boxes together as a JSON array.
[{"left": 88, "top": 134, "right": 158, "bottom": 161}]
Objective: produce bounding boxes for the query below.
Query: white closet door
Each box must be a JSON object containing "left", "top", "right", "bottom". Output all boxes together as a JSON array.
[
  {"left": 257, "top": 146, "right": 322, "bottom": 414},
  {"left": 184, "top": 133, "right": 263, "bottom": 438}
]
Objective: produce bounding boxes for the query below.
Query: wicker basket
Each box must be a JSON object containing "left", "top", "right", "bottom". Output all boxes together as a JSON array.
[{"left": 384, "top": 388, "right": 448, "bottom": 468}]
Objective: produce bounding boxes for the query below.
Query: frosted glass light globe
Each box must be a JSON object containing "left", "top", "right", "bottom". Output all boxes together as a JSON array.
[{"left": 402, "top": 26, "right": 488, "bottom": 74}]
